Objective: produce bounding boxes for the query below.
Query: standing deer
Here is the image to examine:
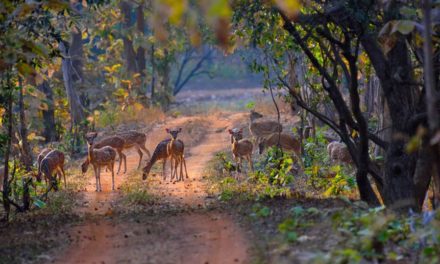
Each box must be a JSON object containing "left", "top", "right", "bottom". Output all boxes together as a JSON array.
[
  {"left": 37, "top": 149, "right": 66, "bottom": 191},
  {"left": 249, "top": 110, "right": 283, "bottom": 146},
  {"left": 259, "top": 132, "right": 303, "bottom": 166},
  {"left": 142, "top": 139, "right": 171, "bottom": 180},
  {"left": 117, "top": 131, "right": 151, "bottom": 169},
  {"left": 81, "top": 135, "right": 126, "bottom": 174},
  {"left": 228, "top": 128, "right": 253, "bottom": 175},
  {"left": 166, "top": 128, "right": 189, "bottom": 182},
  {"left": 85, "top": 132, "right": 117, "bottom": 192}
]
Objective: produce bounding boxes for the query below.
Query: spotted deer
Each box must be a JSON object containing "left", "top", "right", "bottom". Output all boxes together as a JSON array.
[
  {"left": 228, "top": 128, "right": 253, "bottom": 175},
  {"left": 37, "top": 149, "right": 66, "bottom": 191},
  {"left": 117, "top": 130, "right": 151, "bottom": 169},
  {"left": 259, "top": 132, "right": 302, "bottom": 166},
  {"left": 166, "top": 128, "right": 189, "bottom": 182},
  {"left": 81, "top": 135, "right": 126, "bottom": 174},
  {"left": 142, "top": 139, "right": 171, "bottom": 180},
  {"left": 85, "top": 132, "right": 117, "bottom": 192},
  {"left": 249, "top": 110, "right": 283, "bottom": 145}
]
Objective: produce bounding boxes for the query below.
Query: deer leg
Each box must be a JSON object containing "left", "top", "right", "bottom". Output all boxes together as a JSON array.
[
  {"left": 97, "top": 166, "right": 102, "bottom": 192},
  {"left": 182, "top": 156, "right": 189, "bottom": 179},
  {"left": 247, "top": 155, "right": 254, "bottom": 172},
  {"left": 93, "top": 166, "right": 99, "bottom": 192},
  {"left": 52, "top": 173, "right": 58, "bottom": 192},
  {"left": 170, "top": 157, "right": 174, "bottom": 181},
  {"left": 117, "top": 150, "right": 123, "bottom": 174},
  {"left": 137, "top": 146, "right": 143, "bottom": 169},
  {"left": 123, "top": 152, "right": 127, "bottom": 174},
  {"left": 59, "top": 166, "right": 67, "bottom": 188},
  {"left": 111, "top": 162, "right": 115, "bottom": 191},
  {"left": 173, "top": 157, "right": 179, "bottom": 182},
  {"left": 162, "top": 158, "right": 167, "bottom": 181},
  {"left": 140, "top": 144, "right": 151, "bottom": 159},
  {"left": 179, "top": 156, "right": 184, "bottom": 181}
]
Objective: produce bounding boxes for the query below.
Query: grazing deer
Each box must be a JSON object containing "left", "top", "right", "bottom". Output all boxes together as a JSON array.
[
  {"left": 37, "top": 149, "right": 66, "bottom": 191},
  {"left": 142, "top": 139, "right": 171, "bottom": 180},
  {"left": 85, "top": 132, "right": 117, "bottom": 192},
  {"left": 37, "top": 148, "right": 52, "bottom": 175},
  {"left": 166, "top": 128, "right": 189, "bottom": 182},
  {"left": 259, "top": 132, "right": 302, "bottom": 165},
  {"left": 117, "top": 131, "right": 151, "bottom": 169},
  {"left": 81, "top": 135, "right": 126, "bottom": 174},
  {"left": 249, "top": 110, "right": 283, "bottom": 145},
  {"left": 228, "top": 128, "right": 253, "bottom": 175}
]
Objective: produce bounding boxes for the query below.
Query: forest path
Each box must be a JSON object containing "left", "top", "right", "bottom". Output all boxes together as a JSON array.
[{"left": 52, "top": 112, "right": 250, "bottom": 264}]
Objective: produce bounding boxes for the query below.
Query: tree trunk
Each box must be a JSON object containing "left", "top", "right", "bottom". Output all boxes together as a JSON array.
[
  {"left": 150, "top": 43, "right": 156, "bottom": 100},
  {"left": 59, "top": 41, "right": 85, "bottom": 128},
  {"left": 120, "top": 1, "right": 137, "bottom": 74},
  {"left": 136, "top": 3, "right": 146, "bottom": 77},
  {"left": 2, "top": 71, "right": 13, "bottom": 220},
  {"left": 362, "top": 37, "right": 419, "bottom": 211},
  {"left": 37, "top": 80, "right": 58, "bottom": 142},
  {"left": 70, "top": 1, "right": 84, "bottom": 82},
  {"left": 422, "top": 0, "right": 440, "bottom": 209},
  {"left": 18, "top": 79, "right": 33, "bottom": 171}
]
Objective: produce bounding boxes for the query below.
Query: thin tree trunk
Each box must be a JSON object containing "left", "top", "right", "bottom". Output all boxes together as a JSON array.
[
  {"left": 18, "top": 78, "right": 33, "bottom": 171},
  {"left": 70, "top": 1, "right": 84, "bottom": 82},
  {"left": 2, "top": 71, "right": 13, "bottom": 220},
  {"left": 120, "top": 1, "right": 137, "bottom": 73},
  {"left": 422, "top": 0, "right": 440, "bottom": 209},
  {"left": 136, "top": 3, "right": 146, "bottom": 77},
  {"left": 151, "top": 43, "right": 156, "bottom": 100},
  {"left": 37, "top": 80, "right": 58, "bottom": 142},
  {"left": 59, "top": 41, "right": 85, "bottom": 128}
]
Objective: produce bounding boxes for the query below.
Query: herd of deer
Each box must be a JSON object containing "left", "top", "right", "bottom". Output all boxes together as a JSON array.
[
  {"left": 0, "top": 110, "right": 352, "bottom": 193},
  {"left": 227, "top": 110, "right": 351, "bottom": 174}
]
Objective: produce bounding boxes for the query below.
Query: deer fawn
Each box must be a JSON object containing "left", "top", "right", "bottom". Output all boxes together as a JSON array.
[
  {"left": 117, "top": 130, "right": 151, "bottom": 169},
  {"left": 142, "top": 139, "right": 171, "bottom": 180},
  {"left": 37, "top": 149, "right": 66, "bottom": 191},
  {"left": 228, "top": 128, "right": 253, "bottom": 175},
  {"left": 249, "top": 110, "right": 283, "bottom": 146},
  {"left": 85, "top": 132, "right": 117, "bottom": 192},
  {"left": 166, "top": 128, "right": 189, "bottom": 182},
  {"left": 81, "top": 135, "right": 126, "bottom": 174}
]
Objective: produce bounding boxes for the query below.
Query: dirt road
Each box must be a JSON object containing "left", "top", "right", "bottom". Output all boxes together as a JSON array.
[{"left": 52, "top": 113, "right": 250, "bottom": 264}]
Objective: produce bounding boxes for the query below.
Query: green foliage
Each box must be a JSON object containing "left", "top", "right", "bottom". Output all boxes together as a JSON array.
[
  {"left": 205, "top": 151, "right": 292, "bottom": 201},
  {"left": 302, "top": 128, "right": 356, "bottom": 197},
  {"left": 317, "top": 208, "right": 440, "bottom": 264},
  {"left": 278, "top": 205, "right": 321, "bottom": 243},
  {"left": 252, "top": 203, "right": 271, "bottom": 218},
  {"left": 245, "top": 101, "right": 256, "bottom": 110},
  {"left": 252, "top": 146, "right": 294, "bottom": 187}
]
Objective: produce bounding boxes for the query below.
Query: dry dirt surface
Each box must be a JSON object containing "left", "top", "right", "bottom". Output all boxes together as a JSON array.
[{"left": 50, "top": 112, "right": 251, "bottom": 264}]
